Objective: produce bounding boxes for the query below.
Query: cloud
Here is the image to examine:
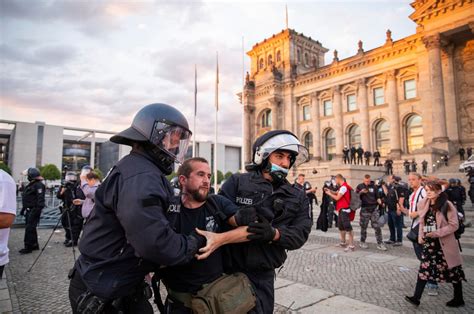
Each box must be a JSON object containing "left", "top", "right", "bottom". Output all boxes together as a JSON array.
[{"left": 0, "top": 43, "right": 78, "bottom": 66}]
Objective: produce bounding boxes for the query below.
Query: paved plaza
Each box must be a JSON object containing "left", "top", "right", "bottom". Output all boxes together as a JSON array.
[{"left": 1, "top": 206, "right": 473, "bottom": 313}]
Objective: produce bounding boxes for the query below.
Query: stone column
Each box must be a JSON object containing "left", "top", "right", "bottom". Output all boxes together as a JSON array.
[
  {"left": 310, "top": 92, "right": 322, "bottom": 160},
  {"left": 242, "top": 87, "right": 255, "bottom": 165},
  {"left": 333, "top": 85, "right": 343, "bottom": 158},
  {"left": 423, "top": 34, "right": 448, "bottom": 143},
  {"left": 269, "top": 98, "right": 280, "bottom": 130},
  {"left": 385, "top": 70, "right": 402, "bottom": 158},
  {"left": 441, "top": 44, "right": 459, "bottom": 144},
  {"left": 357, "top": 78, "right": 370, "bottom": 151}
]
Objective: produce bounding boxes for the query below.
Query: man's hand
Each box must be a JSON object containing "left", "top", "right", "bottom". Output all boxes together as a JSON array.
[
  {"left": 247, "top": 217, "right": 277, "bottom": 243},
  {"left": 234, "top": 207, "right": 258, "bottom": 226},
  {"left": 409, "top": 211, "right": 418, "bottom": 219}
]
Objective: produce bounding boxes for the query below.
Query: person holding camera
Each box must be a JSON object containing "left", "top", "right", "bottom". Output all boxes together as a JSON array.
[
  {"left": 405, "top": 181, "right": 465, "bottom": 307},
  {"left": 384, "top": 176, "right": 407, "bottom": 246},
  {"left": 57, "top": 172, "right": 85, "bottom": 247},
  {"left": 18, "top": 168, "right": 45, "bottom": 254}
]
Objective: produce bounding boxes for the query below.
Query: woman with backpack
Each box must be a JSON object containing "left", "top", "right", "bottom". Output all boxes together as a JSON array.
[{"left": 405, "top": 181, "right": 466, "bottom": 308}]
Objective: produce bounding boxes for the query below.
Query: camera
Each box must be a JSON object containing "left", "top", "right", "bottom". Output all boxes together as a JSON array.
[{"left": 423, "top": 225, "right": 437, "bottom": 233}]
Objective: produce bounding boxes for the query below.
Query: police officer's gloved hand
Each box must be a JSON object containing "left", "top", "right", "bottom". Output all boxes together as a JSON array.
[
  {"left": 20, "top": 208, "right": 26, "bottom": 216},
  {"left": 189, "top": 230, "right": 206, "bottom": 249},
  {"left": 234, "top": 207, "right": 258, "bottom": 226},
  {"left": 247, "top": 217, "right": 276, "bottom": 243}
]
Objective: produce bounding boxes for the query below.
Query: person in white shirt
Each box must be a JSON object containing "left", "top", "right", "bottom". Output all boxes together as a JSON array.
[
  {"left": 0, "top": 170, "right": 17, "bottom": 279},
  {"left": 402, "top": 172, "right": 439, "bottom": 295}
]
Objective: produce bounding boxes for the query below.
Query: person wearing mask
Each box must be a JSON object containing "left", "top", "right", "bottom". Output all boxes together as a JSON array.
[
  {"left": 405, "top": 181, "right": 465, "bottom": 308},
  {"left": 18, "top": 168, "right": 45, "bottom": 254},
  {"left": 0, "top": 169, "right": 16, "bottom": 278},
  {"left": 356, "top": 175, "right": 386, "bottom": 251},
  {"left": 219, "top": 130, "right": 312, "bottom": 313},
  {"left": 325, "top": 174, "right": 355, "bottom": 252}
]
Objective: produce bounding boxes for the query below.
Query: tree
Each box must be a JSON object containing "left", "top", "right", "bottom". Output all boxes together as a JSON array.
[
  {"left": 166, "top": 171, "right": 177, "bottom": 181},
  {"left": 211, "top": 170, "right": 225, "bottom": 185},
  {"left": 40, "top": 164, "right": 61, "bottom": 181},
  {"left": 224, "top": 171, "right": 233, "bottom": 180},
  {"left": 93, "top": 168, "right": 104, "bottom": 181},
  {"left": 0, "top": 162, "right": 11, "bottom": 175}
]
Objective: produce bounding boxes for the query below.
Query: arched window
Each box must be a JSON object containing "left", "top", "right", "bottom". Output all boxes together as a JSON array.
[
  {"left": 406, "top": 114, "right": 423, "bottom": 153},
  {"left": 297, "top": 49, "right": 301, "bottom": 63},
  {"left": 374, "top": 119, "right": 390, "bottom": 156},
  {"left": 261, "top": 109, "right": 272, "bottom": 128},
  {"left": 259, "top": 58, "right": 264, "bottom": 70},
  {"left": 304, "top": 53, "right": 309, "bottom": 66},
  {"left": 303, "top": 132, "right": 313, "bottom": 157},
  {"left": 348, "top": 124, "right": 361, "bottom": 148},
  {"left": 276, "top": 50, "right": 281, "bottom": 62},
  {"left": 267, "top": 54, "right": 273, "bottom": 66},
  {"left": 325, "top": 128, "right": 336, "bottom": 160}
]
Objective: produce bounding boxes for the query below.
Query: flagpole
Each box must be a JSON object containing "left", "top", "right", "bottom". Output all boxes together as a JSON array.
[
  {"left": 193, "top": 64, "right": 197, "bottom": 157},
  {"left": 241, "top": 36, "right": 245, "bottom": 172},
  {"left": 214, "top": 52, "right": 219, "bottom": 193}
]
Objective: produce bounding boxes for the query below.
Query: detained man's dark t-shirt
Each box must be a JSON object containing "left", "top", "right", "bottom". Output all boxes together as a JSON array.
[{"left": 161, "top": 195, "right": 237, "bottom": 293}]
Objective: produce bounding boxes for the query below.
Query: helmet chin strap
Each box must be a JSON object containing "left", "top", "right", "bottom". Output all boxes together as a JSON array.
[{"left": 145, "top": 144, "right": 175, "bottom": 175}]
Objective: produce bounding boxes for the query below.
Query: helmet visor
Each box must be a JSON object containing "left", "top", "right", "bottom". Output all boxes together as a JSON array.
[
  {"left": 259, "top": 133, "right": 310, "bottom": 167},
  {"left": 150, "top": 121, "right": 191, "bottom": 164}
]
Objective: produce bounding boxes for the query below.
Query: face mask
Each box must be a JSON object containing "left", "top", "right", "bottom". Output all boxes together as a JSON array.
[{"left": 269, "top": 163, "right": 289, "bottom": 184}]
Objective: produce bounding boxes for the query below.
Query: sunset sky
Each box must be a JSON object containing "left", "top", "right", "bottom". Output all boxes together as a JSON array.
[{"left": 0, "top": 0, "right": 415, "bottom": 145}]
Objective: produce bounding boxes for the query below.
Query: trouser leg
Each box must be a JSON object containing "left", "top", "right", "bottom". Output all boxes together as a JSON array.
[
  {"left": 359, "top": 209, "right": 369, "bottom": 242},
  {"left": 24, "top": 209, "right": 41, "bottom": 249},
  {"left": 453, "top": 281, "right": 464, "bottom": 302},
  {"left": 246, "top": 270, "right": 275, "bottom": 314},
  {"left": 370, "top": 209, "right": 383, "bottom": 244},
  {"left": 413, "top": 277, "right": 427, "bottom": 300},
  {"left": 387, "top": 211, "right": 395, "bottom": 241}
]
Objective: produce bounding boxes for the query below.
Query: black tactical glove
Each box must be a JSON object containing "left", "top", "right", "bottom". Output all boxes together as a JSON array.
[
  {"left": 20, "top": 208, "right": 26, "bottom": 216},
  {"left": 189, "top": 230, "right": 207, "bottom": 250},
  {"left": 247, "top": 217, "right": 276, "bottom": 243},
  {"left": 234, "top": 207, "right": 258, "bottom": 226}
]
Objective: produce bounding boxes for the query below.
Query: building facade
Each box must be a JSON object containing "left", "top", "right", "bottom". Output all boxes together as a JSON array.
[{"left": 241, "top": 0, "right": 474, "bottom": 179}]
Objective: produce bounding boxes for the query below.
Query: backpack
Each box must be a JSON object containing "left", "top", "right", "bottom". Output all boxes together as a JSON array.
[
  {"left": 441, "top": 203, "right": 465, "bottom": 240},
  {"left": 349, "top": 186, "right": 361, "bottom": 211}
]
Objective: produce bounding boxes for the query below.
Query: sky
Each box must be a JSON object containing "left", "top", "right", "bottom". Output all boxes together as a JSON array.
[{"left": 0, "top": 0, "right": 416, "bottom": 145}]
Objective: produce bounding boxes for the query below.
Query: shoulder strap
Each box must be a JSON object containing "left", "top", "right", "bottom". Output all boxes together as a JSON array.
[{"left": 205, "top": 195, "right": 227, "bottom": 224}]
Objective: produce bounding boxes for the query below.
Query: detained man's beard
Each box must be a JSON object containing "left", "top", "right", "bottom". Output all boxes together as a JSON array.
[{"left": 189, "top": 186, "right": 209, "bottom": 202}]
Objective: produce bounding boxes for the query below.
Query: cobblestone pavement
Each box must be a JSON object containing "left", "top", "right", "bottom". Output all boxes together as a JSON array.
[{"left": 4, "top": 208, "right": 474, "bottom": 313}]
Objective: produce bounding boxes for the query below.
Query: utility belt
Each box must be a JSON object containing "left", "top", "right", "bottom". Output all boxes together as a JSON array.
[
  {"left": 73, "top": 269, "right": 152, "bottom": 314},
  {"left": 165, "top": 273, "right": 256, "bottom": 314}
]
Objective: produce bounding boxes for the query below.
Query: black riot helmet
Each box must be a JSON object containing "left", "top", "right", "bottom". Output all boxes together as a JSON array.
[
  {"left": 23, "top": 167, "right": 41, "bottom": 181},
  {"left": 110, "top": 103, "right": 192, "bottom": 175},
  {"left": 247, "top": 130, "right": 309, "bottom": 184}
]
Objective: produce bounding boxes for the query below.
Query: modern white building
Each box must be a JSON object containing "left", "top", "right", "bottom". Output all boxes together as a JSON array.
[{"left": 0, "top": 120, "right": 242, "bottom": 182}]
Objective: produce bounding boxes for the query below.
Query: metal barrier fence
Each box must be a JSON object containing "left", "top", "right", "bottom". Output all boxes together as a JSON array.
[{"left": 14, "top": 195, "right": 63, "bottom": 228}]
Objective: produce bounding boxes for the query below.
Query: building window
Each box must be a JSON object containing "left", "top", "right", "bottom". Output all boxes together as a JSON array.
[
  {"left": 304, "top": 53, "right": 309, "bottom": 66},
  {"left": 347, "top": 94, "right": 357, "bottom": 111},
  {"left": 276, "top": 50, "right": 281, "bottom": 62},
  {"left": 259, "top": 58, "right": 264, "bottom": 70},
  {"left": 406, "top": 114, "right": 423, "bottom": 153},
  {"left": 302, "top": 105, "right": 311, "bottom": 121},
  {"left": 261, "top": 109, "right": 272, "bottom": 128},
  {"left": 267, "top": 54, "right": 273, "bottom": 66},
  {"left": 373, "top": 87, "right": 384, "bottom": 105},
  {"left": 404, "top": 79, "right": 416, "bottom": 100},
  {"left": 303, "top": 132, "right": 313, "bottom": 157},
  {"left": 374, "top": 119, "right": 390, "bottom": 156},
  {"left": 348, "top": 124, "right": 361, "bottom": 148},
  {"left": 297, "top": 49, "right": 301, "bottom": 63},
  {"left": 325, "top": 129, "right": 336, "bottom": 160},
  {"left": 323, "top": 100, "right": 333, "bottom": 116}
]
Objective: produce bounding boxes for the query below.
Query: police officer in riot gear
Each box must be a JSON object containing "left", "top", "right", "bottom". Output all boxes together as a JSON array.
[
  {"left": 19, "top": 167, "right": 45, "bottom": 254},
  {"left": 219, "top": 130, "right": 312, "bottom": 313},
  {"left": 69, "top": 103, "right": 210, "bottom": 313},
  {"left": 446, "top": 178, "right": 465, "bottom": 217},
  {"left": 57, "top": 172, "right": 85, "bottom": 247}
]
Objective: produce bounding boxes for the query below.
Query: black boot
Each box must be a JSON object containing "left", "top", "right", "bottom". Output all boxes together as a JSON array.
[
  {"left": 446, "top": 282, "right": 465, "bottom": 307},
  {"left": 405, "top": 277, "right": 426, "bottom": 306}
]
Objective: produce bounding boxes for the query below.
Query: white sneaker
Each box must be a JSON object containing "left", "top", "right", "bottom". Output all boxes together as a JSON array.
[
  {"left": 427, "top": 285, "right": 439, "bottom": 296},
  {"left": 377, "top": 244, "right": 388, "bottom": 251},
  {"left": 359, "top": 242, "right": 368, "bottom": 249}
]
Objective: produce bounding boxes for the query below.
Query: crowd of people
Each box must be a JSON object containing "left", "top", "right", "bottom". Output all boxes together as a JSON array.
[
  {"left": 342, "top": 146, "right": 382, "bottom": 166},
  {"left": 0, "top": 102, "right": 471, "bottom": 312}
]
